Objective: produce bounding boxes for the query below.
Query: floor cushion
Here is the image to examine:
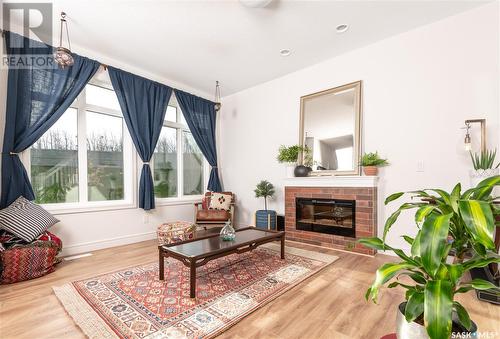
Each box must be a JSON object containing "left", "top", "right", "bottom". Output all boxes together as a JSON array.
[
  {"left": 0, "top": 230, "right": 62, "bottom": 284},
  {"left": 157, "top": 221, "right": 196, "bottom": 246},
  {"left": 0, "top": 196, "right": 59, "bottom": 242}
]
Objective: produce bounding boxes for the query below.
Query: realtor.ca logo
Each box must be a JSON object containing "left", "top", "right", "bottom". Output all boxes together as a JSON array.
[{"left": 2, "top": 2, "right": 56, "bottom": 69}]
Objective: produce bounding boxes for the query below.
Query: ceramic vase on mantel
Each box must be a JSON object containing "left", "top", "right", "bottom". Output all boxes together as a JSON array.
[
  {"left": 285, "top": 163, "right": 296, "bottom": 178},
  {"left": 470, "top": 168, "right": 499, "bottom": 188}
]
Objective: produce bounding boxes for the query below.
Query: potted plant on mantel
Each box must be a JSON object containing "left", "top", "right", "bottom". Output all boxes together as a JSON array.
[
  {"left": 359, "top": 176, "right": 500, "bottom": 339},
  {"left": 254, "top": 180, "right": 277, "bottom": 230},
  {"left": 469, "top": 149, "right": 499, "bottom": 187},
  {"left": 360, "top": 151, "right": 389, "bottom": 176},
  {"left": 277, "top": 145, "right": 303, "bottom": 178}
]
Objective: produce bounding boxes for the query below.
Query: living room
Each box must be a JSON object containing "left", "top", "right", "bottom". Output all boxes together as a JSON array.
[{"left": 0, "top": 1, "right": 499, "bottom": 338}]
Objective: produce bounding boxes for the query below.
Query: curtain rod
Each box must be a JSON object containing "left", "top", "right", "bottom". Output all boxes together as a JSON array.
[
  {"left": 0, "top": 29, "right": 217, "bottom": 103},
  {"left": 0, "top": 29, "right": 107, "bottom": 68}
]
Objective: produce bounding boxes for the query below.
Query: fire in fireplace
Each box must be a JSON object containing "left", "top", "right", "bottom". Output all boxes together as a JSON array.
[{"left": 295, "top": 198, "right": 356, "bottom": 237}]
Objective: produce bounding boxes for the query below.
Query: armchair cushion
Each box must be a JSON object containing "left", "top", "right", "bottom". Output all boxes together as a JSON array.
[{"left": 208, "top": 192, "right": 232, "bottom": 211}]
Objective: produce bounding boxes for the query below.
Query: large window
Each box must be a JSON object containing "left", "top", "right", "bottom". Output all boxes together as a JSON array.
[
  {"left": 28, "top": 82, "right": 133, "bottom": 207},
  {"left": 153, "top": 99, "right": 205, "bottom": 200},
  {"left": 27, "top": 84, "right": 205, "bottom": 209}
]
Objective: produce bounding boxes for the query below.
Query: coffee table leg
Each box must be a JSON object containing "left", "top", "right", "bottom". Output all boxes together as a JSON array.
[
  {"left": 281, "top": 235, "right": 285, "bottom": 259},
  {"left": 159, "top": 249, "right": 164, "bottom": 280},
  {"left": 190, "top": 260, "right": 196, "bottom": 298}
]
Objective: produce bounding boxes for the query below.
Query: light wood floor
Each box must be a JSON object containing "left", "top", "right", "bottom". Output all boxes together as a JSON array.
[{"left": 0, "top": 240, "right": 498, "bottom": 339}]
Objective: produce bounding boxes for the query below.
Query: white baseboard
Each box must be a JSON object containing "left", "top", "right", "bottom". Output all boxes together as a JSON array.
[{"left": 60, "top": 231, "right": 156, "bottom": 257}]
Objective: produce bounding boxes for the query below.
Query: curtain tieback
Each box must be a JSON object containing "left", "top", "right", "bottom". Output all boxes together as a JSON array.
[
  {"left": 9, "top": 152, "right": 19, "bottom": 156},
  {"left": 212, "top": 166, "right": 218, "bottom": 169},
  {"left": 143, "top": 162, "right": 150, "bottom": 165}
]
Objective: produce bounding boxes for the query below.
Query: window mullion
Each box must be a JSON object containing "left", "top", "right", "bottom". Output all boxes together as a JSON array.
[
  {"left": 77, "top": 91, "right": 88, "bottom": 203},
  {"left": 177, "top": 128, "right": 183, "bottom": 198}
]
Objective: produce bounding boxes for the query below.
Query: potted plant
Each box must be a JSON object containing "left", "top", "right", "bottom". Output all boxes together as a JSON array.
[
  {"left": 254, "top": 180, "right": 277, "bottom": 230},
  {"left": 469, "top": 149, "right": 499, "bottom": 187},
  {"left": 360, "top": 151, "right": 388, "bottom": 176},
  {"left": 277, "top": 145, "right": 302, "bottom": 178},
  {"left": 359, "top": 176, "right": 500, "bottom": 339}
]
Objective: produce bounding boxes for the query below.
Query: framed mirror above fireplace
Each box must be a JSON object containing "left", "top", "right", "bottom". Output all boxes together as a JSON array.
[{"left": 299, "top": 81, "right": 362, "bottom": 176}]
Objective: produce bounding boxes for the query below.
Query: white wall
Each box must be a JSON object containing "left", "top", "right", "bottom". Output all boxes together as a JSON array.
[
  {"left": 0, "top": 33, "right": 211, "bottom": 256},
  {"left": 219, "top": 3, "right": 499, "bottom": 251}
]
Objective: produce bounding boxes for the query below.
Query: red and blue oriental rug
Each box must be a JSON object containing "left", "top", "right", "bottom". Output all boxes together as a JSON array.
[{"left": 54, "top": 243, "right": 338, "bottom": 338}]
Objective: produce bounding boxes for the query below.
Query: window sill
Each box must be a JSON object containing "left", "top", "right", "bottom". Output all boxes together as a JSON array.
[
  {"left": 42, "top": 200, "right": 137, "bottom": 216},
  {"left": 155, "top": 195, "right": 203, "bottom": 207},
  {"left": 41, "top": 196, "right": 203, "bottom": 215}
]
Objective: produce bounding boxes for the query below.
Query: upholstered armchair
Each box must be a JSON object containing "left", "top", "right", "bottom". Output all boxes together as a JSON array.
[{"left": 194, "top": 192, "right": 235, "bottom": 229}]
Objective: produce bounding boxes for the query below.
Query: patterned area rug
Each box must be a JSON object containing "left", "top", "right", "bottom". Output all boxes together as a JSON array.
[{"left": 54, "top": 243, "right": 338, "bottom": 339}]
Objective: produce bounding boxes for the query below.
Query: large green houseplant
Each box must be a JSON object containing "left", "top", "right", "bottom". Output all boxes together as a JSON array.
[{"left": 360, "top": 175, "right": 500, "bottom": 339}]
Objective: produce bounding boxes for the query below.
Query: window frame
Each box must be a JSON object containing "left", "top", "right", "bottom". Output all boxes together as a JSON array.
[
  {"left": 22, "top": 80, "right": 137, "bottom": 215},
  {"left": 152, "top": 96, "right": 209, "bottom": 206}
]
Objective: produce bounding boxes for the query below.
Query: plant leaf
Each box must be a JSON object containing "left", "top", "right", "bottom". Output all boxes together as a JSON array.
[
  {"left": 366, "top": 262, "right": 415, "bottom": 303},
  {"left": 411, "top": 230, "right": 422, "bottom": 257},
  {"left": 358, "top": 237, "right": 388, "bottom": 251},
  {"left": 458, "top": 200, "right": 495, "bottom": 250},
  {"left": 420, "top": 213, "right": 452, "bottom": 277},
  {"left": 383, "top": 203, "right": 420, "bottom": 243},
  {"left": 405, "top": 291, "right": 424, "bottom": 322},
  {"left": 402, "top": 235, "right": 414, "bottom": 245},
  {"left": 415, "top": 205, "right": 438, "bottom": 224},
  {"left": 462, "top": 255, "right": 500, "bottom": 271},
  {"left": 472, "top": 175, "right": 500, "bottom": 200},
  {"left": 385, "top": 192, "right": 404, "bottom": 205},
  {"left": 453, "top": 301, "right": 472, "bottom": 330},
  {"left": 450, "top": 183, "right": 461, "bottom": 213},
  {"left": 429, "top": 189, "right": 451, "bottom": 205},
  {"left": 424, "top": 280, "right": 453, "bottom": 339},
  {"left": 470, "top": 278, "right": 500, "bottom": 291},
  {"left": 447, "top": 264, "right": 464, "bottom": 286}
]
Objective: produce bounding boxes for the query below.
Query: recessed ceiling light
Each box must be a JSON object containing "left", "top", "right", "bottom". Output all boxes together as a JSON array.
[
  {"left": 336, "top": 24, "right": 349, "bottom": 33},
  {"left": 280, "top": 49, "right": 291, "bottom": 57},
  {"left": 240, "top": 0, "right": 273, "bottom": 8}
]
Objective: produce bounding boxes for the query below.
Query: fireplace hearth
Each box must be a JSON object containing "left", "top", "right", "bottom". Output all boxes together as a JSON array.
[
  {"left": 284, "top": 178, "right": 377, "bottom": 255},
  {"left": 296, "top": 198, "right": 356, "bottom": 237}
]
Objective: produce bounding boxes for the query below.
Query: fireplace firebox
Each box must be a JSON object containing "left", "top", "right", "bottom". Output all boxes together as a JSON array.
[{"left": 295, "top": 198, "right": 356, "bottom": 237}]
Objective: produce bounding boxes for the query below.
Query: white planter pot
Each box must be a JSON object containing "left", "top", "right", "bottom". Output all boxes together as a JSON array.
[
  {"left": 470, "top": 168, "right": 499, "bottom": 187},
  {"left": 285, "top": 164, "right": 296, "bottom": 178}
]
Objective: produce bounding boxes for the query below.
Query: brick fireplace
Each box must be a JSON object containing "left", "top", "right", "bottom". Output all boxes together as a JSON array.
[{"left": 284, "top": 176, "right": 378, "bottom": 255}]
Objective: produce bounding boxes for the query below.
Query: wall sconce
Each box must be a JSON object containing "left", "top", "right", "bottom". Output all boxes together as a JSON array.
[{"left": 463, "top": 119, "right": 486, "bottom": 152}]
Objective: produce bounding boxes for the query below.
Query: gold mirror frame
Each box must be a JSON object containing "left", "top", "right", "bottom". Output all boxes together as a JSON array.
[{"left": 299, "top": 80, "right": 362, "bottom": 176}]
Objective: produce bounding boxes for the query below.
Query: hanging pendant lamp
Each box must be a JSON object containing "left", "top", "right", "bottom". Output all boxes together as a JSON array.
[{"left": 54, "top": 12, "right": 74, "bottom": 69}]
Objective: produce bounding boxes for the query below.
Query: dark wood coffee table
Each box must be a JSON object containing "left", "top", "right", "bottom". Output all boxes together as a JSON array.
[{"left": 158, "top": 227, "right": 285, "bottom": 298}]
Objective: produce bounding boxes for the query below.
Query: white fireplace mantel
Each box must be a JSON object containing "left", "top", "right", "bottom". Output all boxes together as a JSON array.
[{"left": 283, "top": 175, "right": 378, "bottom": 188}]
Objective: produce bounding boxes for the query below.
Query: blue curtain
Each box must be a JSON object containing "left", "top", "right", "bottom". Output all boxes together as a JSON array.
[
  {"left": 108, "top": 67, "right": 172, "bottom": 210},
  {"left": 174, "top": 89, "right": 222, "bottom": 192},
  {"left": 1, "top": 32, "right": 100, "bottom": 208}
]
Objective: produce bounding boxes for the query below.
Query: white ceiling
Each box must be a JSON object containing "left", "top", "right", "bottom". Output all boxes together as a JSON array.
[{"left": 4, "top": 0, "right": 488, "bottom": 96}]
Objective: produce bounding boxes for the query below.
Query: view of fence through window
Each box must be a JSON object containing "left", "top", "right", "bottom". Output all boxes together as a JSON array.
[
  {"left": 86, "top": 111, "right": 124, "bottom": 202},
  {"left": 154, "top": 127, "right": 178, "bottom": 198},
  {"left": 30, "top": 83, "right": 204, "bottom": 206},
  {"left": 183, "top": 131, "right": 203, "bottom": 195},
  {"left": 31, "top": 108, "right": 79, "bottom": 204}
]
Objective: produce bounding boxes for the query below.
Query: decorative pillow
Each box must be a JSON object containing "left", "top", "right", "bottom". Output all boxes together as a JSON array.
[
  {"left": 208, "top": 192, "right": 232, "bottom": 211},
  {"left": 0, "top": 196, "right": 59, "bottom": 242}
]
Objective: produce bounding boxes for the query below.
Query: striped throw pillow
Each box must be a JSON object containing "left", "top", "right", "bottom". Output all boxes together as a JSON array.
[{"left": 0, "top": 196, "right": 59, "bottom": 242}]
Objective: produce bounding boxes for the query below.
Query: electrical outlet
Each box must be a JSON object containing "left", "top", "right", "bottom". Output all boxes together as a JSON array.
[{"left": 417, "top": 161, "right": 425, "bottom": 172}]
